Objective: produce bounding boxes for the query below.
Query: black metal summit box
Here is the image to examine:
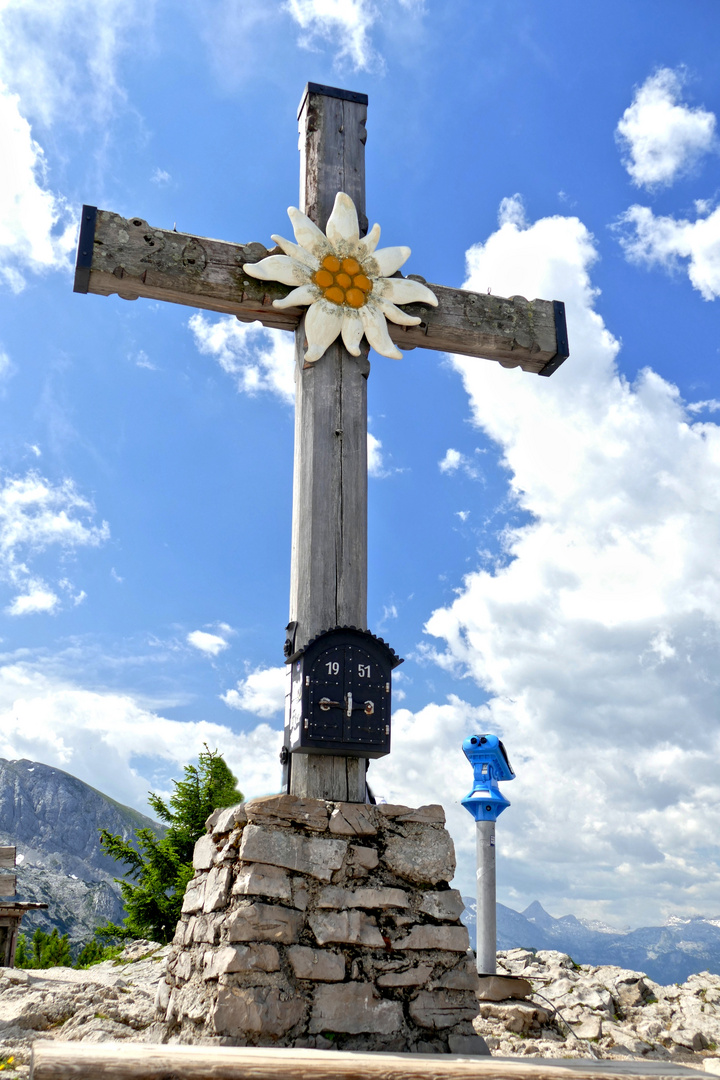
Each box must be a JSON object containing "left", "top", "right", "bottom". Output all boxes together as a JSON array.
[{"left": 285, "top": 627, "right": 403, "bottom": 758}]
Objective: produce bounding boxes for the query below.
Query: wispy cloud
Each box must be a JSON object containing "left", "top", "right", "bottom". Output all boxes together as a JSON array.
[
  {"left": 438, "top": 448, "right": 481, "bottom": 480},
  {"left": 0, "top": 0, "right": 155, "bottom": 128},
  {"left": 0, "top": 471, "right": 109, "bottom": 615},
  {"left": 285, "top": 0, "right": 380, "bottom": 71},
  {"left": 616, "top": 68, "right": 717, "bottom": 189},
  {"left": 189, "top": 315, "right": 295, "bottom": 404},
  {"left": 150, "top": 167, "right": 171, "bottom": 186},
  {"left": 687, "top": 399, "right": 720, "bottom": 414},
  {"left": 0, "top": 349, "right": 12, "bottom": 380},
  {"left": 616, "top": 202, "right": 720, "bottom": 301}
]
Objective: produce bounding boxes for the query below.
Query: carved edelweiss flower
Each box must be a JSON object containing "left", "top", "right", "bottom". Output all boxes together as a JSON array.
[{"left": 243, "top": 192, "right": 438, "bottom": 363}]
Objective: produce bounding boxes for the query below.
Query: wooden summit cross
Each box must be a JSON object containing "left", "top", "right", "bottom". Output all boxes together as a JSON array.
[{"left": 74, "top": 83, "right": 568, "bottom": 805}]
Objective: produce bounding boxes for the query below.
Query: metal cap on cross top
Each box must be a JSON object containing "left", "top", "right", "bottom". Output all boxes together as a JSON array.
[{"left": 73, "top": 84, "right": 569, "bottom": 805}]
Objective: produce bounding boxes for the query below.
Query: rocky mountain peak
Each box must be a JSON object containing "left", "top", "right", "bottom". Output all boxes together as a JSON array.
[{"left": 0, "top": 757, "right": 163, "bottom": 947}]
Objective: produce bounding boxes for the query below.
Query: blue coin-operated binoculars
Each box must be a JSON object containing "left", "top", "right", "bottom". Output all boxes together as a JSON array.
[
  {"left": 462, "top": 734, "right": 514, "bottom": 821},
  {"left": 462, "top": 734, "right": 515, "bottom": 975}
]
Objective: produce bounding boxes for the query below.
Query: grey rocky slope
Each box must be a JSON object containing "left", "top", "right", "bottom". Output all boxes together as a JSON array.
[
  {"left": 0, "top": 758, "right": 163, "bottom": 947},
  {"left": 475, "top": 947, "right": 720, "bottom": 1068},
  {"left": 0, "top": 939, "right": 170, "bottom": 1075},
  {"left": 462, "top": 899, "right": 720, "bottom": 986},
  {"left": 4, "top": 942, "right": 720, "bottom": 1073}
]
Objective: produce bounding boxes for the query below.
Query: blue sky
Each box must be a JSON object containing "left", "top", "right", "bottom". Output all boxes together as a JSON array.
[{"left": 1, "top": 0, "right": 719, "bottom": 929}]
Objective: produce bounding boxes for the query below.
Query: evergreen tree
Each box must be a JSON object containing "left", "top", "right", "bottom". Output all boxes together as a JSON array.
[
  {"left": 14, "top": 927, "right": 72, "bottom": 968},
  {"left": 75, "top": 938, "right": 121, "bottom": 967},
  {"left": 98, "top": 746, "right": 243, "bottom": 945}
]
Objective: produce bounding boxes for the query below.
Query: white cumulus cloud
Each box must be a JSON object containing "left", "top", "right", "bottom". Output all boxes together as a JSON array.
[
  {"left": 616, "top": 68, "right": 717, "bottom": 189},
  {"left": 285, "top": 0, "right": 379, "bottom": 71},
  {"left": 187, "top": 630, "right": 230, "bottom": 657},
  {"left": 0, "top": 83, "right": 76, "bottom": 291},
  {"left": 6, "top": 584, "right": 59, "bottom": 616},
  {"left": 616, "top": 202, "right": 720, "bottom": 301},
  {"left": 0, "top": 659, "right": 282, "bottom": 814},
  {"left": 0, "top": 471, "right": 109, "bottom": 615},
  {"left": 377, "top": 197, "right": 720, "bottom": 926},
  {"left": 222, "top": 665, "right": 286, "bottom": 719},
  {"left": 189, "top": 315, "right": 295, "bottom": 404}
]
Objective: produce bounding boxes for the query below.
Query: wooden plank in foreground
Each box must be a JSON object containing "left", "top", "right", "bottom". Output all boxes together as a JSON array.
[
  {"left": 30, "top": 1041, "right": 704, "bottom": 1080},
  {"left": 74, "top": 208, "right": 569, "bottom": 376}
]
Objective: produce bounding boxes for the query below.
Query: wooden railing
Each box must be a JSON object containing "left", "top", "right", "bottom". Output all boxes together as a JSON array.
[{"left": 30, "top": 1041, "right": 703, "bottom": 1080}]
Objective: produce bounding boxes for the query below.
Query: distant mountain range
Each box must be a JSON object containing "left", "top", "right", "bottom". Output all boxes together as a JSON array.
[
  {"left": 462, "top": 897, "right": 720, "bottom": 984},
  {"left": 3, "top": 755, "right": 720, "bottom": 982},
  {"left": 0, "top": 757, "right": 163, "bottom": 947}
]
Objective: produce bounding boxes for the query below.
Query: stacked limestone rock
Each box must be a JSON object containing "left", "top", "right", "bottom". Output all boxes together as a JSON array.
[
  {"left": 160, "top": 795, "right": 486, "bottom": 1053},
  {"left": 474, "top": 948, "right": 720, "bottom": 1065}
]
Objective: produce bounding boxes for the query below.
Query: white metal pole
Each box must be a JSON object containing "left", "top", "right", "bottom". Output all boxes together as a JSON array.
[{"left": 475, "top": 818, "right": 496, "bottom": 974}]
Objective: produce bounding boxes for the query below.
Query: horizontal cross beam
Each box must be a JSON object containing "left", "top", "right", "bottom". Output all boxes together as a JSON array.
[{"left": 74, "top": 207, "right": 568, "bottom": 376}]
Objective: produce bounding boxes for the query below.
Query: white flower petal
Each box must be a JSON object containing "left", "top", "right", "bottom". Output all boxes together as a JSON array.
[
  {"left": 340, "top": 310, "right": 364, "bottom": 356},
  {"left": 326, "top": 192, "right": 359, "bottom": 246},
  {"left": 273, "top": 283, "right": 319, "bottom": 310},
  {"left": 379, "top": 299, "right": 422, "bottom": 327},
  {"left": 243, "top": 255, "right": 310, "bottom": 286},
  {"left": 360, "top": 303, "right": 402, "bottom": 360},
  {"left": 358, "top": 222, "right": 381, "bottom": 255},
  {"left": 288, "top": 207, "right": 330, "bottom": 259},
  {"left": 271, "top": 233, "right": 319, "bottom": 270},
  {"left": 370, "top": 246, "right": 411, "bottom": 278},
  {"left": 378, "top": 277, "right": 439, "bottom": 307},
  {"left": 304, "top": 301, "right": 343, "bottom": 363}
]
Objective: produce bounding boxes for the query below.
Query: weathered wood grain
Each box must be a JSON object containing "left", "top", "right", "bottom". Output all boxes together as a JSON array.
[
  {"left": 289, "top": 750, "right": 366, "bottom": 801},
  {"left": 30, "top": 1041, "right": 703, "bottom": 1080},
  {"left": 299, "top": 83, "right": 368, "bottom": 235},
  {"left": 75, "top": 209, "right": 566, "bottom": 374},
  {"left": 287, "top": 86, "right": 370, "bottom": 801},
  {"left": 288, "top": 333, "right": 369, "bottom": 652},
  {"left": 0, "top": 874, "right": 17, "bottom": 896},
  {"left": 0, "top": 846, "right": 15, "bottom": 869}
]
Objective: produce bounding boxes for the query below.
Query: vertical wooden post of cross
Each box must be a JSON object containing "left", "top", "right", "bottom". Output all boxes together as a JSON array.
[{"left": 286, "top": 85, "right": 370, "bottom": 802}]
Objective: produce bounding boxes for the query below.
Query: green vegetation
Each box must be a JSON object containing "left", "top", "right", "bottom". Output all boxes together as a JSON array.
[
  {"left": 97, "top": 746, "right": 243, "bottom": 945},
  {"left": 15, "top": 927, "right": 71, "bottom": 968},
  {"left": 76, "top": 939, "right": 124, "bottom": 967},
  {"left": 14, "top": 927, "right": 122, "bottom": 969}
]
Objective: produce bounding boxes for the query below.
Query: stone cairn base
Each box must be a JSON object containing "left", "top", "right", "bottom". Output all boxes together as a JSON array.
[{"left": 160, "top": 794, "right": 486, "bottom": 1053}]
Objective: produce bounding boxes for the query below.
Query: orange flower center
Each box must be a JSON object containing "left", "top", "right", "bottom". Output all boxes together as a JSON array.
[{"left": 313, "top": 254, "right": 372, "bottom": 308}]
